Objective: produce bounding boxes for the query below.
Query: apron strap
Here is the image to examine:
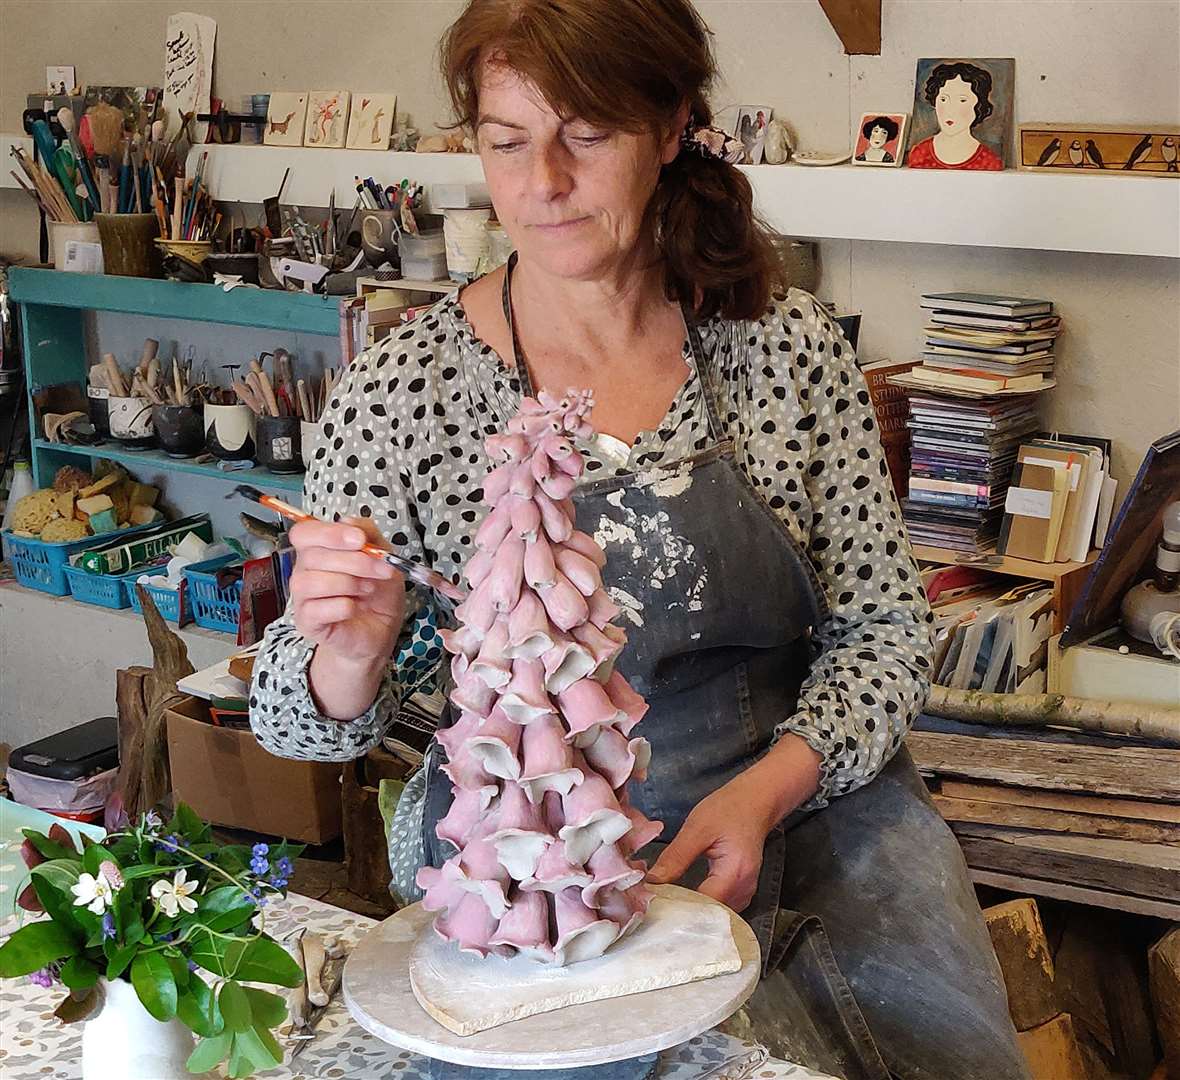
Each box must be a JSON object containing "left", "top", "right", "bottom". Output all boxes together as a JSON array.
[{"left": 499, "top": 252, "right": 725, "bottom": 444}]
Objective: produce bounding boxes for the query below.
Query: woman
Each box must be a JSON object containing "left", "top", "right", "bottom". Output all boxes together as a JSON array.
[
  {"left": 856, "top": 115, "right": 899, "bottom": 163},
  {"left": 250, "top": 3, "right": 1028, "bottom": 1077},
  {"left": 907, "top": 61, "right": 1003, "bottom": 170}
]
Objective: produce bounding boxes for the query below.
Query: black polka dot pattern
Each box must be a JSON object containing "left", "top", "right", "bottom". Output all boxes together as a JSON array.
[{"left": 250, "top": 287, "right": 934, "bottom": 807}]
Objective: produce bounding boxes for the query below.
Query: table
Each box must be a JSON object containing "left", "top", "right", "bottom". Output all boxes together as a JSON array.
[{"left": 0, "top": 808, "right": 836, "bottom": 1080}]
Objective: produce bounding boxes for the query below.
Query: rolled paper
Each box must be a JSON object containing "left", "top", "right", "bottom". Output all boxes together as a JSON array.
[
  {"left": 487, "top": 532, "right": 526, "bottom": 613},
  {"left": 563, "top": 528, "right": 607, "bottom": 569},
  {"left": 470, "top": 620, "right": 512, "bottom": 689},
  {"left": 541, "top": 636, "right": 596, "bottom": 695},
  {"left": 555, "top": 546, "right": 602, "bottom": 597},
  {"left": 475, "top": 501, "right": 513, "bottom": 552},
  {"left": 523, "top": 533, "right": 557, "bottom": 589},
  {"left": 436, "top": 785, "right": 497, "bottom": 849},
  {"left": 552, "top": 886, "right": 619, "bottom": 965},
  {"left": 534, "top": 488, "right": 574, "bottom": 543},
  {"left": 557, "top": 678, "right": 621, "bottom": 745},
  {"left": 510, "top": 497, "right": 541, "bottom": 542},
  {"left": 506, "top": 591, "right": 556, "bottom": 660},
  {"left": 538, "top": 571, "right": 589, "bottom": 632},
  {"left": 490, "top": 889, "right": 554, "bottom": 961},
  {"left": 499, "top": 658, "right": 556, "bottom": 725}
]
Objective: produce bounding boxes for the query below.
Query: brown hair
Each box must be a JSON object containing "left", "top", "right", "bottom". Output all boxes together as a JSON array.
[{"left": 440, "top": 0, "right": 779, "bottom": 322}]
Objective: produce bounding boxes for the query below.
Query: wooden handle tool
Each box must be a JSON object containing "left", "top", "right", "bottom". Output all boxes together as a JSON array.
[
  {"left": 300, "top": 933, "right": 329, "bottom": 1007},
  {"left": 138, "top": 338, "right": 160, "bottom": 379},
  {"left": 297, "top": 379, "right": 312, "bottom": 423},
  {"left": 102, "top": 353, "right": 128, "bottom": 397},
  {"left": 249, "top": 358, "right": 280, "bottom": 417}
]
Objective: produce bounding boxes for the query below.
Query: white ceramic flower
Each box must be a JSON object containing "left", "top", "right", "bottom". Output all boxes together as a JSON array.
[
  {"left": 150, "top": 869, "right": 199, "bottom": 917},
  {"left": 71, "top": 872, "right": 114, "bottom": 915}
]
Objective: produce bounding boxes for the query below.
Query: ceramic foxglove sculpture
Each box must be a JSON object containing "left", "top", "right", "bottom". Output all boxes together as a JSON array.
[{"left": 417, "top": 390, "right": 659, "bottom": 965}]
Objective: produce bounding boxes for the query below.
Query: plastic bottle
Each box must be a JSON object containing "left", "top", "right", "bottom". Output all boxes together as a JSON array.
[{"left": 1, "top": 460, "right": 35, "bottom": 533}]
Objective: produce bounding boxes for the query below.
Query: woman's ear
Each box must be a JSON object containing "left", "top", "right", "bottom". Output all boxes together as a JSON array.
[{"left": 660, "top": 101, "right": 692, "bottom": 165}]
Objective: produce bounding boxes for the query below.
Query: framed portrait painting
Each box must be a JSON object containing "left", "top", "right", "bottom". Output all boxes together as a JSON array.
[
  {"left": 852, "top": 113, "right": 908, "bottom": 167},
  {"left": 906, "top": 58, "right": 1014, "bottom": 170}
]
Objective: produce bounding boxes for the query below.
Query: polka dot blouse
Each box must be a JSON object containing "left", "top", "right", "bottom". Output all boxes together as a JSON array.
[{"left": 249, "top": 287, "right": 935, "bottom": 808}]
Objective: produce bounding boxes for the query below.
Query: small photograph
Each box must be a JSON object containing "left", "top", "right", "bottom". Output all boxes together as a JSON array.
[
  {"left": 852, "top": 113, "right": 908, "bottom": 166},
  {"left": 46, "top": 66, "right": 75, "bottom": 95},
  {"left": 731, "top": 106, "right": 773, "bottom": 164},
  {"left": 264, "top": 92, "right": 309, "bottom": 147}
]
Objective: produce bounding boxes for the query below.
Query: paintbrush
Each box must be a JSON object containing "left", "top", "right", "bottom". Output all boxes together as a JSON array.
[{"left": 230, "top": 485, "right": 466, "bottom": 603}]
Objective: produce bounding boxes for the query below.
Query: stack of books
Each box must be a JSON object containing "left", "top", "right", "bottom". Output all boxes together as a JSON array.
[
  {"left": 902, "top": 394, "right": 1040, "bottom": 553},
  {"left": 893, "top": 293, "right": 1062, "bottom": 396}
]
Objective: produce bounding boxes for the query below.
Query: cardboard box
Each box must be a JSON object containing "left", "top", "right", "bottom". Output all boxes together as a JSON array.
[{"left": 165, "top": 697, "right": 342, "bottom": 844}]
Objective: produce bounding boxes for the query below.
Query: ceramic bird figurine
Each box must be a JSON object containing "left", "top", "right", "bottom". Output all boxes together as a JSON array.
[{"left": 1123, "top": 133, "right": 1153, "bottom": 170}]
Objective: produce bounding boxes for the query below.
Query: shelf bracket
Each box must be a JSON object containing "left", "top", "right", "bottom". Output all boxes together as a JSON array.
[{"left": 817, "top": 0, "right": 881, "bottom": 55}]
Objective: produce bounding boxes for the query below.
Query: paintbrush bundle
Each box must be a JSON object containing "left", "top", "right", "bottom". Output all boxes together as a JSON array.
[{"left": 91, "top": 339, "right": 200, "bottom": 407}]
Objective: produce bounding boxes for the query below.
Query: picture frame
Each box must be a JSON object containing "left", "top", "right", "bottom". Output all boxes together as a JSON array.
[
  {"left": 346, "top": 94, "right": 397, "bottom": 151},
  {"left": 731, "top": 105, "right": 773, "bottom": 165},
  {"left": 305, "top": 90, "right": 350, "bottom": 148},
  {"left": 852, "top": 112, "right": 908, "bottom": 167},
  {"left": 905, "top": 58, "right": 1014, "bottom": 170},
  {"left": 46, "top": 66, "right": 75, "bottom": 96},
  {"left": 1018, "top": 123, "right": 1180, "bottom": 176},
  {"left": 264, "top": 93, "right": 308, "bottom": 147}
]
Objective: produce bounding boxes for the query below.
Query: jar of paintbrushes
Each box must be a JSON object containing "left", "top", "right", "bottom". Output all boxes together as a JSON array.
[{"left": 89, "top": 338, "right": 199, "bottom": 449}]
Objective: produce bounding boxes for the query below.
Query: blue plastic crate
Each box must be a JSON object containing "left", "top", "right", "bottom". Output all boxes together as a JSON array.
[
  {"left": 3, "top": 526, "right": 144, "bottom": 597},
  {"left": 126, "top": 575, "right": 190, "bottom": 626},
  {"left": 62, "top": 564, "right": 142, "bottom": 609},
  {"left": 184, "top": 556, "right": 243, "bottom": 633}
]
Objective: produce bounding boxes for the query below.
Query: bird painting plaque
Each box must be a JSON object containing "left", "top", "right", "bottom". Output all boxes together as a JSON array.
[{"left": 1019, "top": 124, "right": 1180, "bottom": 176}]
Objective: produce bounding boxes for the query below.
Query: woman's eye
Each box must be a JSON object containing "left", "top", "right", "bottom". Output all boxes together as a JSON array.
[
  {"left": 491, "top": 141, "right": 524, "bottom": 153},
  {"left": 572, "top": 134, "right": 608, "bottom": 147}
]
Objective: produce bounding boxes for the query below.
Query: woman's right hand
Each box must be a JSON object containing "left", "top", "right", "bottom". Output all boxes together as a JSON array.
[{"left": 290, "top": 518, "right": 406, "bottom": 719}]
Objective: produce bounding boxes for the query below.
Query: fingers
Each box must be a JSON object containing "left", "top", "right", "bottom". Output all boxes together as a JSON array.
[
  {"left": 297, "top": 596, "right": 362, "bottom": 636},
  {"left": 697, "top": 869, "right": 758, "bottom": 913},
  {"left": 290, "top": 518, "right": 368, "bottom": 552},
  {"left": 294, "top": 546, "right": 401, "bottom": 581},
  {"left": 291, "top": 570, "right": 380, "bottom": 602},
  {"left": 647, "top": 824, "right": 707, "bottom": 885}
]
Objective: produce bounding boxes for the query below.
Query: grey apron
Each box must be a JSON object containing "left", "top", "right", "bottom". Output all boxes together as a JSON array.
[{"left": 420, "top": 260, "right": 1030, "bottom": 1080}]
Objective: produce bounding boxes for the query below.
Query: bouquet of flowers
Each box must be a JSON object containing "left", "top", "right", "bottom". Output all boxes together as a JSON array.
[{"left": 0, "top": 803, "right": 305, "bottom": 1077}]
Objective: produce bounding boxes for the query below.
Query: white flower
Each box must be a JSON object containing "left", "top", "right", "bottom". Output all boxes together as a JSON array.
[
  {"left": 150, "top": 869, "right": 199, "bottom": 917},
  {"left": 71, "top": 872, "right": 114, "bottom": 915}
]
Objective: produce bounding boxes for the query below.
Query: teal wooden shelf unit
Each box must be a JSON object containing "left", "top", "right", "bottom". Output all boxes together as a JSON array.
[{"left": 9, "top": 267, "right": 342, "bottom": 494}]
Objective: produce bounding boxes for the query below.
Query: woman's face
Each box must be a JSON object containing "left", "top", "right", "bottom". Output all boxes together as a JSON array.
[
  {"left": 868, "top": 125, "right": 889, "bottom": 148},
  {"left": 474, "top": 65, "right": 680, "bottom": 283},
  {"left": 934, "top": 76, "right": 977, "bottom": 134}
]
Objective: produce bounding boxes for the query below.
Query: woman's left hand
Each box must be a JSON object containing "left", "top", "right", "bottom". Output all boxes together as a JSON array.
[{"left": 646, "top": 734, "right": 823, "bottom": 911}]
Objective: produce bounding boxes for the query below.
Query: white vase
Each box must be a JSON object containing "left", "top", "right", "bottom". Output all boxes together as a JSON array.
[{"left": 81, "top": 977, "right": 197, "bottom": 1080}]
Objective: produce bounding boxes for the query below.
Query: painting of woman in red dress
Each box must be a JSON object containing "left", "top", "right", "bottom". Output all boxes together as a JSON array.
[{"left": 907, "top": 61, "right": 1008, "bottom": 171}]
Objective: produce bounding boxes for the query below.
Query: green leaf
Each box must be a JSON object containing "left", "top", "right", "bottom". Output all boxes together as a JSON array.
[
  {"left": 189, "top": 930, "right": 246, "bottom": 979},
  {"left": 234, "top": 1023, "right": 283, "bottom": 1071},
  {"left": 177, "top": 976, "right": 224, "bottom": 1038},
  {"left": 29, "top": 862, "right": 85, "bottom": 937},
  {"left": 218, "top": 981, "right": 253, "bottom": 1033},
  {"left": 120, "top": 863, "right": 174, "bottom": 881},
  {"left": 59, "top": 955, "right": 99, "bottom": 991},
  {"left": 130, "top": 951, "right": 177, "bottom": 1021},
  {"left": 104, "top": 943, "right": 137, "bottom": 981},
  {"left": 229, "top": 935, "right": 304, "bottom": 988},
  {"left": 165, "top": 951, "right": 191, "bottom": 990},
  {"left": 197, "top": 885, "right": 257, "bottom": 933},
  {"left": 186, "top": 1031, "right": 232, "bottom": 1074},
  {"left": 226, "top": 1038, "right": 252, "bottom": 1079},
  {"left": 242, "top": 987, "right": 287, "bottom": 1029},
  {"left": 0, "top": 921, "right": 78, "bottom": 977},
  {"left": 81, "top": 843, "right": 106, "bottom": 878},
  {"left": 169, "top": 802, "right": 204, "bottom": 841},
  {"left": 21, "top": 828, "right": 78, "bottom": 862}
]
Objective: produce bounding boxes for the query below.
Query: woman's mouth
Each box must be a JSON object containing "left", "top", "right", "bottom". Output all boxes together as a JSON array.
[{"left": 531, "top": 218, "right": 589, "bottom": 233}]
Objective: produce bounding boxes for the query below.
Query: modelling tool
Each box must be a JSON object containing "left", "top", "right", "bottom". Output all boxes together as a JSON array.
[{"left": 230, "top": 485, "right": 466, "bottom": 603}]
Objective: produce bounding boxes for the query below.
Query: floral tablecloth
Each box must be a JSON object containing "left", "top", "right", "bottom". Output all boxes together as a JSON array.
[{"left": 0, "top": 812, "right": 836, "bottom": 1080}]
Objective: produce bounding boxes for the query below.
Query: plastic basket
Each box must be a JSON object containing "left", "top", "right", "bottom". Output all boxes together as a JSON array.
[
  {"left": 62, "top": 564, "right": 141, "bottom": 609},
  {"left": 2, "top": 527, "right": 138, "bottom": 597},
  {"left": 184, "top": 556, "right": 243, "bottom": 633},
  {"left": 126, "top": 575, "right": 190, "bottom": 626}
]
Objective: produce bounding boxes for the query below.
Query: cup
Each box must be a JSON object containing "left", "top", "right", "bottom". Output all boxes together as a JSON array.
[
  {"left": 49, "top": 221, "right": 102, "bottom": 271},
  {"left": 300, "top": 420, "right": 321, "bottom": 470},
  {"left": 257, "top": 415, "right": 303, "bottom": 474},
  {"left": 359, "top": 209, "right": 401, "bottom": 268},
  {"left": 153, "top": 404, "right": 205, "bottom": 458},
  {"left": 107, "top": 396, "right": 155, "bottom": 444},
  {"left": 204, "top": 403, "right": 257, "bottom": 460},
  {"left": 95, "top": 213, "right": 163, "bottom": 278}
]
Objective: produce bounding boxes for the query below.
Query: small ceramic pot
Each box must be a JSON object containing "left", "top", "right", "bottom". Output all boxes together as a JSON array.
[
  {"left": 359, "top": 209, "right": 401, "bottom": 268},
  {"left": 300, "top": 420, "right": 322, "bottom": 470},
  {"left": 94, "top": 213, "right": 163, "bottom": 278},
  {"left": 204, "top": 403, "right": 256, "bottom": 460},
  {"left": 81, "top": 976, "right": 195, "bottom": 1080},
  {"left": 257, "top": 415, "right": 303, "bottom": 473},
  {"left": 88, "top": 385, "right": 110, "bottom": 436},
  {"left": 107, "top": 395, "right": 155, "bottom": 446},
  {"left": 153, "top": 404, "right": 204, "bottom": 457}
]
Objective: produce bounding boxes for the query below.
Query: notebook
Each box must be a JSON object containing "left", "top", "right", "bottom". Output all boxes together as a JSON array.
[{"left": 998, "top": 461, "right": 1071, "bottom": 561}]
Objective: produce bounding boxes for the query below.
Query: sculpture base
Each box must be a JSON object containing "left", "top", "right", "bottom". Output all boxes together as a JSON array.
[{"left": 423, "top": 1054, "right": 659, "bottom": 1080}]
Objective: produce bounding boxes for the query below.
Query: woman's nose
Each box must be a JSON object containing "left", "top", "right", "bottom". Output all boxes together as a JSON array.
[{"left": 530, "top": 142, "right": 574, "bottom": 200}]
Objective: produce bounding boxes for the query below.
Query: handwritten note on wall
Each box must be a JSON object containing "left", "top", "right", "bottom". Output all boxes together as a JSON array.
[{"left": 164, "top": 12, "right": 216, "bottom": 143}]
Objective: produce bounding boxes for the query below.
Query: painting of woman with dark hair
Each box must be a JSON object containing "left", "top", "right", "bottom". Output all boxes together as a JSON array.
[
  {"left": 906, "top": 58, "right": 1014, "bottom": 170},
  {"left": 853, "top": 112, "right": 907, "bottom": 166}
]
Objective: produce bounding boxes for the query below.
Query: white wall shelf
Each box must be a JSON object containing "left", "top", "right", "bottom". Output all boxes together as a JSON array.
[{"left": 188, "top": 144, "right": 1180, "bottom": 260}]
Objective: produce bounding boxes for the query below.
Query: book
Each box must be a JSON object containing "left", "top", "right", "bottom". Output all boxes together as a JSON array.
[
  {"left": 924, "top": 342, "right": 1054, "bottom": 360},
  {"left": 860, "top": 359, "right": 916, "bottom": 500},
  {"left": 998, "top": 461, "right": 1071, "bottom": 561},
  {"left": 920, "top": 292, "right": 1053, "bottom": 317},
  {"left": 922, "top": 355, "right": 1055, "bottom": 377},
  {"left": 930, "top": 312, "right": 1062, "bottom": 332},
  {"left": 904, "top": 368, "right": 1048, "bottom": 394}
]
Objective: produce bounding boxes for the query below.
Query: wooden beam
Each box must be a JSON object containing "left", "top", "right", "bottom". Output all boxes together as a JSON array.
[
  {"left": 940, "top": 781, "right": 1180, "bottom": 825},
  {"left": 1150, "top": 927, "right": 1180, "bottom": 1080},
  {"left": 817, "top": 0, "right": 881, "bottom": 55},
  {"left": 933, "top": 795, "right": 1180, "bottom": 845},
  {"left": 1016, "top": 1014, "right": 1088, "bottom": 1080},
  {"left": 983, "top": 898, "right": 1058, "bottom": 1031},
  {"left": 970, "top": 869, "right": 1180, "bottom": 921}
]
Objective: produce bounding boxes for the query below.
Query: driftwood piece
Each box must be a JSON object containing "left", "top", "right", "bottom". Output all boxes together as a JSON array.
[
  {"left": 1149, "top": 927, "right": 1180, "bottom": 1080},
  {"left": 115, "top": 666, "right": 151, "bottom": 777},
  {"left": 1016, "top": 1013, "right": 1088, "bottom": 1080},
  {"left": 117, "top": 588, "right": 195, "bottom": 820},
  {"left": 926, "top": 686, "right": 1180, "bottom": 747},
  {"left": 934, "top": 795, "right": 1180, "bottom": 845},
  {"left": 908, "top": 731, "right": 1180, "bottom": 801},
  {"left": 984, "top": 898, "right": 1058, "bottom": 1031},
  {"left": 955, "top": 826, "right": 1180, "bottom": 902},
  {"left": 940, "top": 781, "right": 1180, "bottom": 826},
  {"left": 341, "top": 749, "right": 399, "bottom": 913}
]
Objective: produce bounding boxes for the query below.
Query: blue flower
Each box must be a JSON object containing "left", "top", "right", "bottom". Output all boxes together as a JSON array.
[
  {"left": 275, "top": 857, "right": 293, "bottom": 877},
  {"left": 268, "top": 873, "right": 288, "bottom": 889},
  {"left": 251, "top": 843, "right": 269, "bottom": 859},
  {"left": 155, "top": 833, "right": 181, "bottom": 854},
  {"left": 187, "top": 960, "right": 198, "bottom": 972},
  {"left": 101, "top": 912, "right": 116, "bottom": 940},
  {"left": 142, "top": 810, "right": 163, "bottom": 831},
  {"left": 249, "top": 855, "right": 269, "bottom": 875}
]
